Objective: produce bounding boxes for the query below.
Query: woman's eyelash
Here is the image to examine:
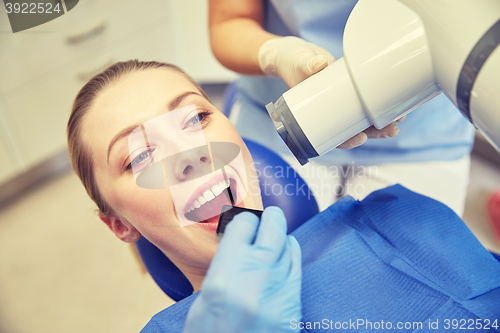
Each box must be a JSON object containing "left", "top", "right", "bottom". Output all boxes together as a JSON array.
[
  {"left": 126, "top": 148, "right": 154, "bottom": 171},
  {"left": 125, "top": 110, "right": 212, "bottom": 171},
  {"left": 185, "top": 110, "right": 212, "bottom": 128}
]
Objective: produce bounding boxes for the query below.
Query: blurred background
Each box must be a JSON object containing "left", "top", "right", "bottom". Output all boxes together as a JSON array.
[{"left": 0, "top": 1, "right": 499, "bottom": 332}]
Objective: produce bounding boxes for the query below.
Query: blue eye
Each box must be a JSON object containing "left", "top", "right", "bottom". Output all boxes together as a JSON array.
[
  {"left": 186, "top": 110, "right": 212, "bottom": 128},
  {"left": 127, "top": 148, "right": 153, "bottom": 170}
]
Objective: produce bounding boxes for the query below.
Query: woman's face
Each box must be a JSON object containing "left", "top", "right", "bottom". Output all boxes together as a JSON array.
[{"left": 82, "top": 68, "right": 262, "bottom": 278}]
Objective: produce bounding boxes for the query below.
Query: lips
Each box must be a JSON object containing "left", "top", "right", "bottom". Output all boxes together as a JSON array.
[
  {"left": 186, "top": 178, "right": 231, "bottom": 213},
  {"left": 185, "top": 178, "right": 238, "bottom": 225}
]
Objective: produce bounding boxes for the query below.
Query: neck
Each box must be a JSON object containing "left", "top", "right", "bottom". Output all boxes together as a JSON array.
[
  {"left": 184, "top": 272, "right": 205, "bottom": 293},
  {"left": 168, "top": 257, "right": 207, "bottom": 293}
]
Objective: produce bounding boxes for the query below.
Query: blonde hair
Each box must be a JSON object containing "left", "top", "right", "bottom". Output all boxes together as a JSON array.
[{"left": 67, "top": 60, "right": 209, "bottom": 217}]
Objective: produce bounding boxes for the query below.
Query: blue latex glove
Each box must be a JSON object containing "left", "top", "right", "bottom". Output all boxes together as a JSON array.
[{"left": 183, "top": 207, "right": 302, "bottom": 333}]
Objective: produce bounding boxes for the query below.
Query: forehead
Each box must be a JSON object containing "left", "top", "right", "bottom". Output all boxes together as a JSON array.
[
  {"left": 82, "top": 68, "right": 204, "bottom": 161},
  {"left": 88, "top": 68, "right": 201, "bottom": 128}
]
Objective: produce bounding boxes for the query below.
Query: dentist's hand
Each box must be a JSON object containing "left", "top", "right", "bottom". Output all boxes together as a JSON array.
[
  {"left": 258, "top": 36, "right": 335, "bottom": 88},
  {"left": 336, "top": 116, "right": 405, "bottom": 149},
  {"left": 183, "top": 207, "right": 302, "bottom": 333},
  {"left": 258, "top": 36, "right": 404, "bottom": 149}
]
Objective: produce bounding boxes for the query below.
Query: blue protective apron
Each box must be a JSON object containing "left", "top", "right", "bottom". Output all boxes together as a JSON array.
[
  {"left": 233, "top": 0, "right": 475, "bottom": 165},
  {"left": 141, "top": 185, "right": 500, "bottom": 333}
]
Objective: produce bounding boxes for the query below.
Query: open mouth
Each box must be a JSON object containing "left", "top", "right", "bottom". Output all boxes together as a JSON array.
[{"left": 184, "top": 178, "right": 238, "bottom": 224}]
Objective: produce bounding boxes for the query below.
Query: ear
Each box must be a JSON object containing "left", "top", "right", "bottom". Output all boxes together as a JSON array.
[{"left": 100, "top": 215, "right": 141, "bottom": 243}]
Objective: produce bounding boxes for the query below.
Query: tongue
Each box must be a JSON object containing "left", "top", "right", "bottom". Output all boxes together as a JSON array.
[{"left": 187, "top": 189, "right": 232, "bottom": 223}]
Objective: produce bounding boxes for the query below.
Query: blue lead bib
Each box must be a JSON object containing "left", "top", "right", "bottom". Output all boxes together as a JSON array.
[{"left": 142, "top": 185, "right": 500, "bottom": 332}]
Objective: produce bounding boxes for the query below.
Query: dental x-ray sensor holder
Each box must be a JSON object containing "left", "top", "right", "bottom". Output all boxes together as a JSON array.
[{"left": 266, "top": 0, "right": 500, "bottom": 165}]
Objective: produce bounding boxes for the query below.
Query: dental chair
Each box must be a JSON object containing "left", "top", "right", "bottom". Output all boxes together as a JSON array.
[
  {"left": 135, "top": 138, "right": 320, "bottom": 301},
  {"left": 135, "top": 83, "right": 500, "bottom": 302}
]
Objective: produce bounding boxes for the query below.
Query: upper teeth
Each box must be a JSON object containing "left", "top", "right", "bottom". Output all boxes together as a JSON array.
[{"left": 187, "top": 179, "right": 231, "bottom": 213}]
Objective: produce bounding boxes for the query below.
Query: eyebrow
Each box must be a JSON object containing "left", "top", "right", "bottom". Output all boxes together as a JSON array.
[{"left": 106, "top": 91, "right": 203, "bottom": 164}]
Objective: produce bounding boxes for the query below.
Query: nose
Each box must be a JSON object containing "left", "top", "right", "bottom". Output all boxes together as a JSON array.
[{"left": 171, "top": 145, "right": 212, "bottom": 183}]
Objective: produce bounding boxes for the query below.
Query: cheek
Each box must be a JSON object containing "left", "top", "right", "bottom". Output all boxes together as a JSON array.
[
  {"left": 107, "top": 181, "right": 178, "bottom": 230},
  {"left": 215, "top": 123, "right": 240, "bottom": 143},
  {"left": 98, "top": 170, "right": 220, "bottom": 270},
  {"left": 206, "top": 118, "right": 255, "bottom": 183}
]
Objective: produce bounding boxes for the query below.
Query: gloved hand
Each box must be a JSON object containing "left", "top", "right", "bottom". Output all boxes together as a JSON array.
[
  {"left": 336, "top": 116, "right": 405, "bottom": 149},
  {"left": 258, "top": 36, "right": 404, "bottom": 149},
  {"left": 258, "top": 36, "right": 335, "bottom": 88},
  {"left": 183, "top": 207, "right": 302, "bottom": 333}
]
